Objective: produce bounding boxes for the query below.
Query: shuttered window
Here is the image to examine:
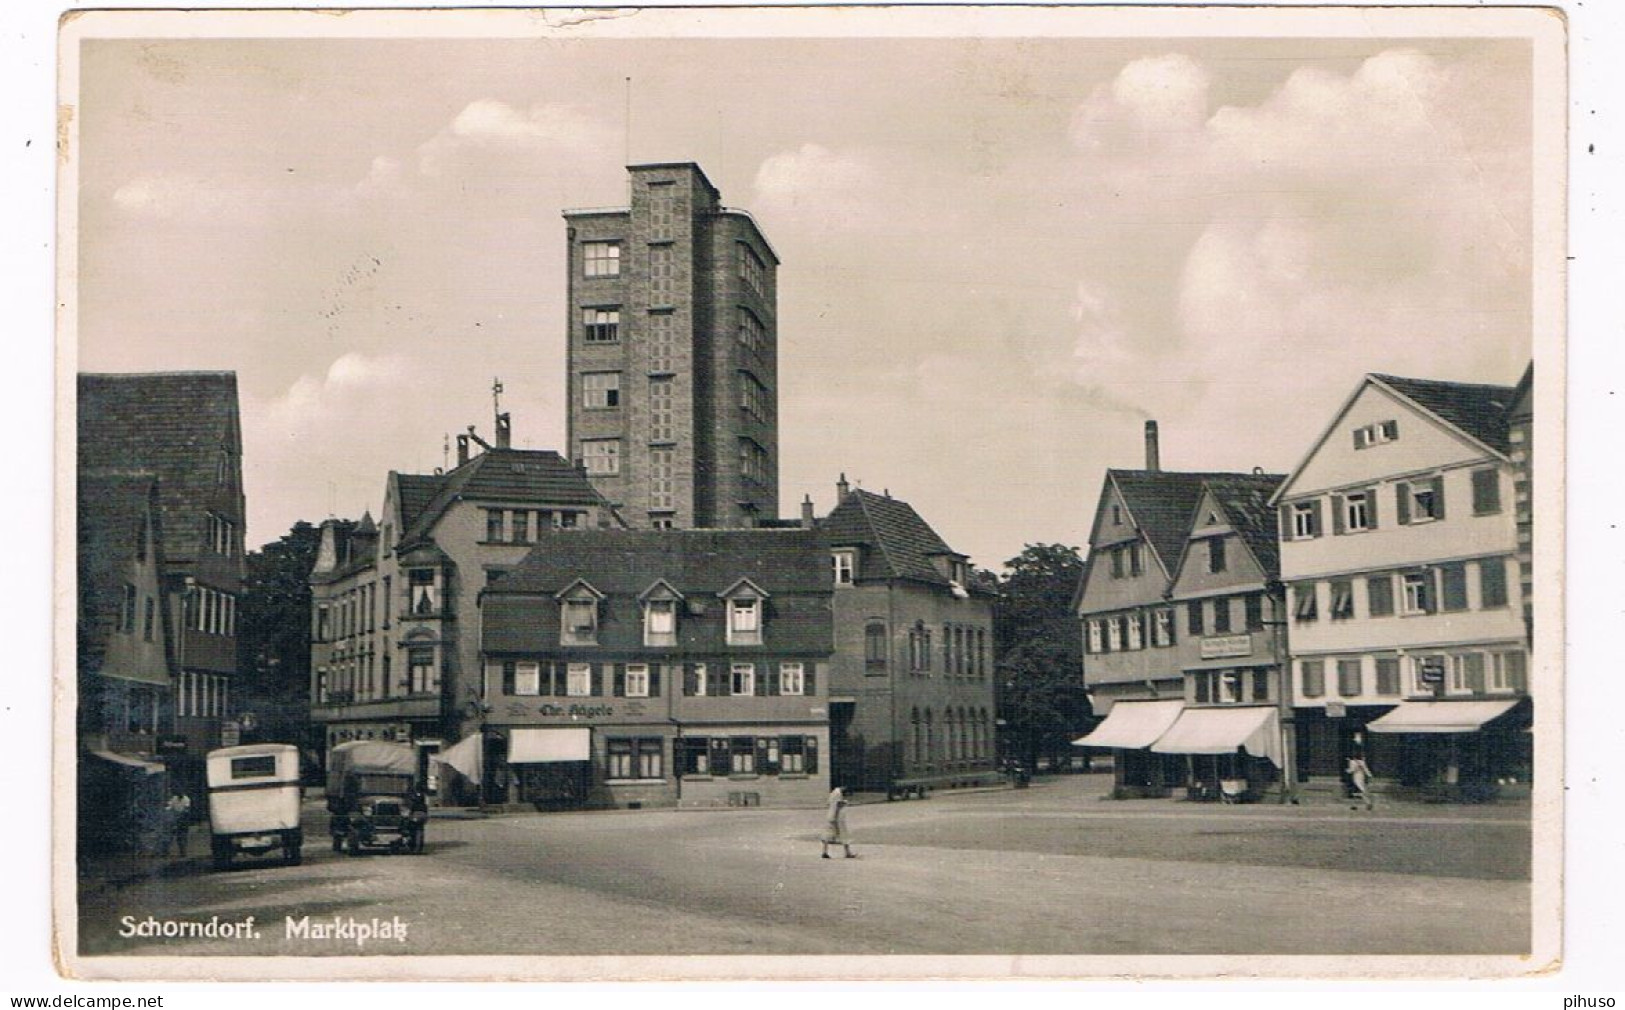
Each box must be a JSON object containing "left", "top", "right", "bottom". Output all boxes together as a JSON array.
[{"left": 1480, "top": 557, "right": 1509, "bottom": 608}]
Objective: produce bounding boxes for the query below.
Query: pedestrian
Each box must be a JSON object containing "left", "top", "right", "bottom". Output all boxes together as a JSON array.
[
  {"left": 820, "top": 786, "right": 855, "bottom": 859},
  {"left": 164, "top": 792, "right": 192, "bottom": 856},
  {"left": 1345, "top": 754, "right": 1374, "bottom": 811}
]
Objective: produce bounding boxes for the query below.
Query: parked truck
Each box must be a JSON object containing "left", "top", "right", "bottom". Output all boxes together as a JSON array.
[{"left": 326, "top": 740, "right": 427, "bottom": 855}]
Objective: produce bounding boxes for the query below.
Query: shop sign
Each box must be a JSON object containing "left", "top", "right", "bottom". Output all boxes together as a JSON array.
[
  {"left": 1419, "top": 657, "right": 1446, "bottom": 685},
  {"left": 502, "top": 701, "right": 618, "bottom": 720},
  {"left": 1200, "top": 634, "right": 1253, "bottom": 660},
  {"left": 220, "top": 721, "right": 241, "bottom": 748},
  {"left": 1326, "top": 701, "right": 1347, "bottom": 718}
]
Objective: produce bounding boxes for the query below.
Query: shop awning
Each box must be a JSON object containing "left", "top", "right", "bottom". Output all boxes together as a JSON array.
[
  {"left": 1366, "top": 699, "right": 1519, "bottom": 734},
  {"left": 1073, "top": 700, "right": 1184, "bottom": 750},
  {"left": 437, "top": 734, "right": 482, "bottom": 785},
  {"left": 507, "top": 728, "right": 591, "bottom": 764},
  {"left": 88, "top": 750, "right": 166, "bottom": 775},
  {"left": 1150, "top": 706, "right": 1281, "bottom": 768}
]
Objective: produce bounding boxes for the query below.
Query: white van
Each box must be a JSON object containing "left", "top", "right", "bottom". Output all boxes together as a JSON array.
[{"left": 205, "top": 743, "right": 303, "bottom": 869}]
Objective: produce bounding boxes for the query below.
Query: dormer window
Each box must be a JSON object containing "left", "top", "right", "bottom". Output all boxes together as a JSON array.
[
  {"left": 719, "top": 579, "right": 768, "bottom": 646},
  {"left": 728, "top": 598, "right": 761, "bottom": 645},
  {"left": 644, "top": 599, "right": 676, "bottom": 645},
  {"left": 557, "top": 580, "right": 605, "bottom": 646},
  {"left": 833, "top": 550, "right": 856, "bottom": 586},
  {"left": 563, "top": 600, "right": 597, "bottom": 644},
  {"left": 639, "top": 580, "right": 683, "bottom": 646}
]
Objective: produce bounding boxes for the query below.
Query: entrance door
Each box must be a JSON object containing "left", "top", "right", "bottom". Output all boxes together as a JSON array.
[{"left": 828, "top": 701, "right": 862, "bottom": 791}]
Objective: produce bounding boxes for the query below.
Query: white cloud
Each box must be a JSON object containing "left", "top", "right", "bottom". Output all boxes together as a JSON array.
[
  {"left": 752, "top": 144, "right": 883, "bottom": 229},
  {"left": 260, "top": 352, "right": 413, "bottom": 438},
  {"left": 1060, "top": 47, "right": 1531, "bottom": 453},
  {"left": 111, "top": 173, "right": 268, "bottom": 224},
  {"left": 417, "top": 99, "right": 614, "bottom": 178},
  {"left": 1070, "top": 53, "right": 1210, "bottom": 152}
]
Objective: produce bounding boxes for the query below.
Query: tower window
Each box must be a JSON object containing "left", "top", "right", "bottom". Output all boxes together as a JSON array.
[
  {"left": 738, "top": 243, "right": 765, "bottom": 295},
  {"left": 583, "top": 308, "right": 620, "bottom": 343},
  {"left": 583, "top": 241, "right": 621, "bottom": 277},
  {"left": 582, "top": 371, "right": 621, "bottom": 409},
  {"left": 582, "top": 439, "right": 621, "bottom": 476}
]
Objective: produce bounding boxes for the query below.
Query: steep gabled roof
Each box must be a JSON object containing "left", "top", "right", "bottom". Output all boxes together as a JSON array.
[
  {"left": 1107, "top": 470, "right": 1258, "bottom": 576},
  {"left": 78, "top": 371, "right": 242, "bottom": 564},
  {"left": 393, "top": 473, "right": 445, "bottom": 536},
  {"left": 820, "top": 489, "right": 959, "bottom": 586},
  {"left": 1194, "top": 473, "right": 1288, "bottom": 579},
  {"left": 398, "top": 448, "right": 607, "bottom": 546},
  {"left": 1370, "top": 373, "right": 1515, "bottom": 454},
  {"left": 1273, "top": 369, "right": 1522, "bottom": 504},
  {"left": 486, "top": 528, "right": 830, "bottom": 598}
]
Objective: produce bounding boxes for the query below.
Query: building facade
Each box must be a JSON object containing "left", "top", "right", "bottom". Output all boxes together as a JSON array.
[
  {"left": 308, "top": 431, "right": 617, "bottom": 784},
  {"left": 78, "top": 372, "right": 247, "bottom": 789},
  {"left": 478, "top": 529, "right": 833, "bottom": 809},
  {"left": 1074, "top": 422, "right": 1287, "bottom": 797},
  {"left": 1272, "top": 372, "right": 1531, "bottom": 797},
  {"left": 817, "top": 482, "right": 998, "bottom": 794},
  {"left": 76, "top": 474, "right": 175, "bottom": 852},
  {"left": 1152, "top": 473, "right": 1289, "bottom": 798},
  {"left": 564, "top": 162, "right": 780, "bottom": 530}
]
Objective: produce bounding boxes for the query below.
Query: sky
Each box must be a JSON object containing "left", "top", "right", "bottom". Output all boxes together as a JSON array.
[{"left": 73, "top": 23, "right": 1536, "bottom": 571}]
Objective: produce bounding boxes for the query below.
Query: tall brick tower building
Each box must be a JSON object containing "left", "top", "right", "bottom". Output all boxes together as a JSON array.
[{"left": 565, "top": 163, "right": 779, "bottom": 530}]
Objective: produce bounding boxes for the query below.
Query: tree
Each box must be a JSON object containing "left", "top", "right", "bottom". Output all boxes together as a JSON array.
[
  {"left": 237, "top": 521, "right": 323, "bottom": 749},
  {"left": 993, "top": 542, "right": 1085, "bottom": 656},
  {"left": 992, "top": 543, "right": 1091, "bottom": 770}
]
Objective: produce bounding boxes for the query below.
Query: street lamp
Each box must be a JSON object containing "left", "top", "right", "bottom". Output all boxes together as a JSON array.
[{"left": 1260, "top": 583, "right": 1297, "bottom": 804}]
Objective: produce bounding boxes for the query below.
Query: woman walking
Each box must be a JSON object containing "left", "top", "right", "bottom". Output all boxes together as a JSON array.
[
  {"left": 821, "top": 787, "right": 856, "bottom": 859},
  {"left": 1346, "top": 753, "right": 1374, "bottom": 811}
]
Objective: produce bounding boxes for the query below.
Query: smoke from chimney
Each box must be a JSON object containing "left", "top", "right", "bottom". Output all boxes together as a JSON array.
[{"left": 1145, "top": 420, "right": 1160, "bottom": 472}]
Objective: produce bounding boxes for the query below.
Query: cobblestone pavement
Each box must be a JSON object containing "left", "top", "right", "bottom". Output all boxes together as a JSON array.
[{"left": 74, "top": 774, "right": 1532, "bottom": 959}]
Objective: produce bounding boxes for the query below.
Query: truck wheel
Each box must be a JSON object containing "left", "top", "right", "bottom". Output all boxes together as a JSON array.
[{"left": 211, "top": 838, "right": 232, "bottom": 871}]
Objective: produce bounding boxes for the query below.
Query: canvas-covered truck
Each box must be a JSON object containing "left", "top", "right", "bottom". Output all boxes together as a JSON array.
[
  {"left": 205, "top": 743, "right": 304, "bottom": 870},
  {"left": 326, "top": 740, "right": 427, "bottom": 855}
]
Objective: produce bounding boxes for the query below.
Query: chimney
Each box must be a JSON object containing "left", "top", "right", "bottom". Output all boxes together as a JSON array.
[
  {"left": 836, "top": 473, "right": 850, "bottom": 501},
  {"left": 801, "top": 494, "right": 815, "bottom": 526},
  {"left": 456, "top": 434, "right": 471, "bottom": 467},
  {"left": 495, "top": 412, "right": 511, "bottom": 449},
  {"left": 1145, "top": 420, "right": 1160, "bottom": 472}
]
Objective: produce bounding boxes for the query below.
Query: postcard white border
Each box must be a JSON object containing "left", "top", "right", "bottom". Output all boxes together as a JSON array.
[{"left": 52, "top": 3, "right": 1567, "bottom": 983}]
